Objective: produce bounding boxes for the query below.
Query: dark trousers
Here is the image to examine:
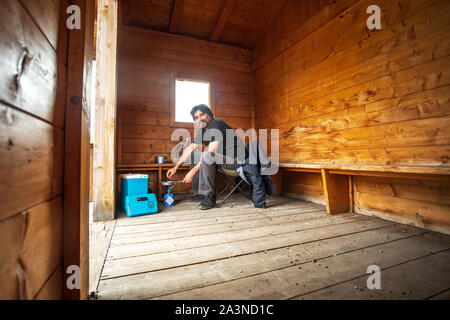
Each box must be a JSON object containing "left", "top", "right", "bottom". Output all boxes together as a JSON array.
[{"left": 190, "top": 151, "right": 240, "bottom": 198}]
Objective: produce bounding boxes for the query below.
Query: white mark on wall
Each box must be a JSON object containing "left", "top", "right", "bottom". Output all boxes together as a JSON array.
[
  {"left": 67, "top": 5, "right": 81, "bottom": 30},
  {"left": 366, "top": 5, "right": 381, "bottom": 30}
]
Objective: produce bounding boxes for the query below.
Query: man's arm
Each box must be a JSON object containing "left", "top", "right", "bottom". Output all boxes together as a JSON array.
[{"left": 167, "top": 142, "right": 199, "bottom": 179}]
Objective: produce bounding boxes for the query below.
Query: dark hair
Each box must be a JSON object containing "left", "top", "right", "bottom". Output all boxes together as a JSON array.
[{"left": 190, "top": 104, "right": 214, "bottom": 120}]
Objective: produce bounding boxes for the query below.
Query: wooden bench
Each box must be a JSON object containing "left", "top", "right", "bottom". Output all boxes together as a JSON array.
[{"left": 279, "top": 163, "right": 450, "bottom": 215}]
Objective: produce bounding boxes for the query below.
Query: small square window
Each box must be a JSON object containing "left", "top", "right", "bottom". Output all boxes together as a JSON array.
[{"left": 175, "top": 79, "right": 210, "bottom": 123}]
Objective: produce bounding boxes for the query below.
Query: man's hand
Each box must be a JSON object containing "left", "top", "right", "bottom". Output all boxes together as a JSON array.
[
  {"left": 183, "top": 169, "right": 196, "bottom": 184},
  {"left": 167, "top": 167, "right": 177, "bottom": 179}
]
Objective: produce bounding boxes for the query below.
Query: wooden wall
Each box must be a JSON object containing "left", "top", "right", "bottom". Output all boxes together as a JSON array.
[
  {"left": 253, "top": 0, "right": 450, "bottom": 232},
  {"left": 354, "top": 176, "right": 450, "bottom": 235},
  {"left": 117, "top": 9, "right": 253, "bottom": 193},
  {"left": 254, "top": 0, "right": 450, "bottom": 165},
  {"left": 0, "top": 0, "right": 68, "bottom": 299},
  {"left": 282, "top": 172, "right": 325, "bottom": 205}
]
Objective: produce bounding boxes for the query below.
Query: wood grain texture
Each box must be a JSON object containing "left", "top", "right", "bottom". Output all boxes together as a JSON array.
[
  {"left": 297, "top": 250, "right": 450, "bottom": 299},
  {"left": 321, "top": 169, "right": 350, "bottom": 214},
  {"left": 123, "top": 0, "right": 287, "bottom": 49},
  {"left": 158, "top": 234, "right": 449, "bottom": 299},
  {"left": 0, "top": 0, "right": 66, "bottom": 128},
  {"left": 94, "top": 195, "right": 450, "bottom": 299},
  {"left": 253, "top": 0, "right": 358, "bottom": 70},
  {"left": 354, "top": 175, "right": 450, "bottom": 234},
  {"left": 19, "top": 0, "right": 61, "bottom": 50},
  {"left": 0, "top": 213, "right": 26, "bottom": 299},
  {"left": 282, "top": 171, "right": 325, "bottom": 204},
  {"left": 34, "top": 265, "right": 62, "bottom": 300},
  {"left": 21, "top": 197, "right": 63, "bottom": 299},
  {"left": 252, "top": 0, "right": 450, "bottom": 232},
  {"left": 90, "top": 144, "right": 93, "bottom": 202},
  {"left": 121, "top": 25, "right": 252, "bottom": 65},
  {"left": 210, "top": 0, "right": 236, "bottom": 42},
  {"left": 89, "top": 220, "right": 115, "bottom": 294},
  {"left": 93, "top": 0, "right": 118, "bottom": 222},
  {"left": 168, "top": 0, "right": 184, "bottom": 33},
  {"left": 0, "top": 193, "right": 63, "bottom": 300},
  {"left": 64, "top": 0, "right": 95, "bottom": 300},
  {"left": 0, "top": 104, "right": 64, "bottom": 222},
  {"left": 246, "top": 0, "right": 287, "bottom": 48},
  {"left": 0, "top": 0, "right": 69, "bottom": 300}
]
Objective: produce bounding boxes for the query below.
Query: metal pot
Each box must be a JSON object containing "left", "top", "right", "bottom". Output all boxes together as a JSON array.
[{"left": 155, "top": 156, "right": 167, "bottom": 164}]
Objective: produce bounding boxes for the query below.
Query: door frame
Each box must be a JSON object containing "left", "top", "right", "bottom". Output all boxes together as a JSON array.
[{"left": 63, "top": 0, "right": 96, "bottom": 300}]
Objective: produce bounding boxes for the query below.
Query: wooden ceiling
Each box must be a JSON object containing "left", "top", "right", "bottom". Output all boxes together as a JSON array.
[{"left": 121, "top": 0, "right": 287, "bottom": 49}]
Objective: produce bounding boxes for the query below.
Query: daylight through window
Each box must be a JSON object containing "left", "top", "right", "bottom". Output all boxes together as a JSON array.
[{"left": 175, "top": 79, "right": 210, "bottom": 123}]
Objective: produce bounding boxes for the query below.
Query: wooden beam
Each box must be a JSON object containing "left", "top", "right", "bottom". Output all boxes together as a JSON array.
[
  {"left": 94, "top": 0, "right": 118, "bottom": 222},
  {"left": 168, "top": 0, "right": 184, "bottom": 33},
  {"left": 210, "top": 0, "right": 236, "bottom": 42},
  {"left": 64, "top": 0, "right": 95, "bottom": 300},
  {"left": 248, "top": 0, "right": 286, "bottom": 48},
  {"left": 321, "top": 169, "right": 350, "bottom": 215}
]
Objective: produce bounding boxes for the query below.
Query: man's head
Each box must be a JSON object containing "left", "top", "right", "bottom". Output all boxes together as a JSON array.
[{"left": 191, "top": 104, "right": 213, "bottom": 128}]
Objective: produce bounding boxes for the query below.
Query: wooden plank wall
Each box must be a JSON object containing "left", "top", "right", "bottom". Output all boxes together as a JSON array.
[
  {"left": 0, "top": 0, "right": 68, "bottom": 299},
  {"left": 354, "top": 176, "right": 450, "bottom": 234},
  {"left": 253, "top": 0, "right": 450, "bottom": 232},
  {"left": 117, "top": 9, "right": 253, "bottom": 193},
  {"left": 282, "top": 171, "right": 325, "bottom": 205}
]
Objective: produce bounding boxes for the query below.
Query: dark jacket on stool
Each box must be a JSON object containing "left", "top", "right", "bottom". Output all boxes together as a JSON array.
[{"left": 237, "top": 140, "right": 275, "bottom": 208}]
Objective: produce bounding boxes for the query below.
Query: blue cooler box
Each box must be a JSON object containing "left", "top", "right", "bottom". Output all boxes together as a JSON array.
[
  {"left": 121, "top": 174, "right": 149, "bottom": 212},
  {"left": 121, "top": 174, "right": 148, "bottom": 195},
  {"left": 124, "top": 193, "right": 158, "bottom": 217}
]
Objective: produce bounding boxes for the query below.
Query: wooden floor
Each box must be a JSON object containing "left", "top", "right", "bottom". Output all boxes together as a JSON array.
[{"left": 93, "top": 194, "right": 450, "bottom": 300}]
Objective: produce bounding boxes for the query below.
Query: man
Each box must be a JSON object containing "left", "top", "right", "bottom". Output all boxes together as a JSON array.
[{"left": 167, "top": 104, "right": 247, "bottom": 210}]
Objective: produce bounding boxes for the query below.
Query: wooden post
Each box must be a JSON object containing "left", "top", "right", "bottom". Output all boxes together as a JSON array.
[
  {"left": 321, "top": 169, "right": 350, "bottom": 215},
  {"left": 250, "top": 71, "right": 256, "bottom": 131},
  {"left": 93, "top": 0, "right": 118, "bottom": 221},
  {"left": 158, "top": 167, "right": 162, "bottom": 199},
  {"left": 89, "top": 144, "right": 94, "bottom": 202},
  {"left": 64, "top": 0, "right": 95, "bottom": 300},
  {"left": 349, "top": 175, "right": 354, "bottom": 213}
]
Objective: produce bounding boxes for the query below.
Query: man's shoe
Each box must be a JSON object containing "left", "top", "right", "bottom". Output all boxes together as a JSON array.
[
  {"left": 190, "top": 194, "right": 204, "bottom": 202},
  {"left": 198, "top": 197, "right": 216, "bottom": 210}
]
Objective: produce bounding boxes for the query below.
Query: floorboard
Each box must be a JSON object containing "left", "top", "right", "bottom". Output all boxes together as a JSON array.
[{"left": 95, "top": 194, "right": 450, "bottom": 300}]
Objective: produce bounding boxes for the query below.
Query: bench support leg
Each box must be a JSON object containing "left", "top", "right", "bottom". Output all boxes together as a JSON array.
[{"left": 321, "top": 169, "right": 350, "bottom": 214}]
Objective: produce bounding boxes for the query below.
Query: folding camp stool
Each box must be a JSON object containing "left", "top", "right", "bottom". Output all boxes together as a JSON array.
[{"left": 216, "top": 167, "right": 253, "bottom": 208}]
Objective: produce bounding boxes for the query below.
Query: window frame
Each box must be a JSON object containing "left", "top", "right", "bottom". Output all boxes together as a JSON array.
[{"left": 169, "top": 72, "right": 215, "bottom": 128}]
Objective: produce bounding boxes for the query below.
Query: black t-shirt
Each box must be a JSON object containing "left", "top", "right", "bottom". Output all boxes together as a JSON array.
[{"left": 194, "top": 118, "right": 247, "bottom": 160}]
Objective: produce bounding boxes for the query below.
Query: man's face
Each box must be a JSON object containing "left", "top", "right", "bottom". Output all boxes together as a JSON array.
[{"left": 193, "top": 110, "right": 212, "bottom": 128}]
